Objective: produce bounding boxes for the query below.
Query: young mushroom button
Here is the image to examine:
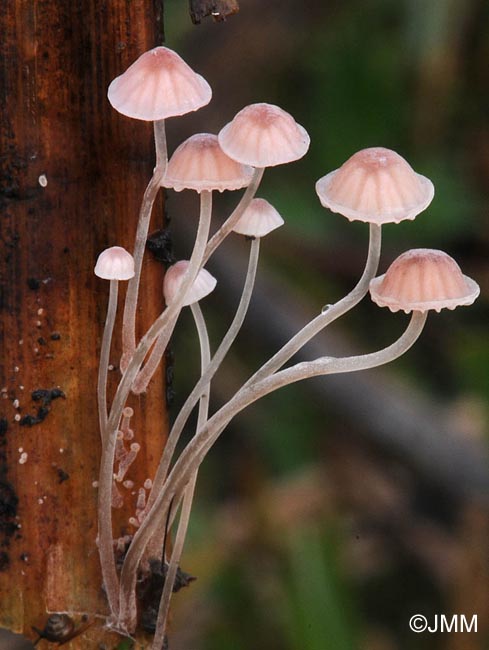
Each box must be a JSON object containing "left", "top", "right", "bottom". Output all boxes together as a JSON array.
[
  {"left": 369, "top": 249, "right": 480, "bottom": 313},
  {"left": 232, "top": 198, "right": 284, "bottom": 238},
  {"left": 94, "top": 246, "right": 135, "bottom": 280},
  {"left": 163, "top": 261, "right": 217, "bottom": 307},
  {"left": 316, "top": 147, "right": 434, "bottom": 224}
]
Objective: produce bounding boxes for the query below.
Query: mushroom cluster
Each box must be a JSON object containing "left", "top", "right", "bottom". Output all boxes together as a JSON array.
[{"left": 94, "top": 44, "right": 480, "bottom": 648}]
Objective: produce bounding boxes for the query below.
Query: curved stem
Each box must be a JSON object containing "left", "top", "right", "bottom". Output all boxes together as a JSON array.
[
  {"left": 244, "top": 223, "right": 382, "bottom": 386},
  {"left": 119, "top": 311, "right": 427, "bottom": 627},
  {"left": 203, "top": 167, "right": 264, "bottom": 265},
  {"left": 98, "top": 279, "right": 119, "bottom": 443},
  {"left": 147, "top": 238, "right": 260, "bottom": 510},
  {"left": 121, "top": 119, "right": 167, "bottom": 371},
  {"left": 151, "top": 302, "right": 210, "bottom": 650},
  {"left": 132, "top": 191, "right": 216, "bottom": 394},
  {"left": 105, "top": 191, "right": 212, "bottom": 630}
]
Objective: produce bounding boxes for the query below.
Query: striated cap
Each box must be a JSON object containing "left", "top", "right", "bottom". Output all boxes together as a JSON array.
[
  {"left": 164, "top": 260, "right": 217, "bottom": 306},
  {"left": 232, "top": 198, "right": 284, "bottom": 238},
  {"left": 315, "top": 147, "right": 434, "bottom": 224},
  {"left": 218, "top": 103, "right": 310, "bottom": 168},
  {"left": 369, "top": 249, "right": 479, "bottom": 313},
  {"left": 162, "top": 134, "right": 253, "bottom": 193},
  {"left": 107, "top": 46, "right": 212, "bottom": 121},
  {"left": 94, "top": 246, "right": 135, "bottom": 281}
]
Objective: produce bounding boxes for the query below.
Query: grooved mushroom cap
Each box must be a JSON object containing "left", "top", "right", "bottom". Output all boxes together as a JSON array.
[
  {"left": 107, "top": 46, "right": 212, "bottom": 121},
  {"left": 94, "top": 246, "right": 135, "bottom": 281},
  {"left": 162, "top": 134, "right": 254, "bottom": 193},
  {"left": 164, "top": 261, "right": 217, "bottom": 306},
  {"left": 369, "top": 249, "right": 480, "bottom": 313},
  {"left": 218, "top": 103, "right": 310, "bottom": 168},
  {"left": 232, "top": 198, "right": 284, "bottom": 237},
  {"left": 315, "top": 147, "right": 434, "bottom": 224}
]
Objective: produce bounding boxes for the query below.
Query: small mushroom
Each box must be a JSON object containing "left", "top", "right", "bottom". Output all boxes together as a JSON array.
[
  {"left": 231, "top": 198, "right": 284, "bottom": 238},
  {"left": 94, "top": 246, "right": 135, "bottom": 281},
  {"left": 369, "top": 248, "right": 480, "bottom": 313},
  {"left": 163, "top": 261, "right": 217, "bottom": 307},
  {"left": 94, "top": 246, "right": 135, "bottom": 438}
]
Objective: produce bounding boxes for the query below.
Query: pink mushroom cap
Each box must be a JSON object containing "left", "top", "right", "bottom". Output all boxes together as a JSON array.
[
  {"left": 107, "top": 46, "right": 212, "bottom": 121},
  {"left": 164, "top": 261, "right": 217, "bottom": 306},
  {"left": 218, "top": 103, "right": 310, "bottom": 168},
  {"left": 94, "top": 246, "right": 135, "bottom": 281},
  {"left": 315, "top": 147, "right": 434, "bottom": 224},
  {"left": 162, "top": 134, "right": 254, "bottom": 193},
  {"left": 232, "top": 198, "right": 284, "bottom": 238},
  {"left": 369, "top": 249, "right": 480, "bottom": 313}
]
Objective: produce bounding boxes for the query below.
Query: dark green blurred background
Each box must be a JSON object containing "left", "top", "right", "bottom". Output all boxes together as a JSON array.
[{"left": 158, "top": 2, "right": 489, "bottom": 649}]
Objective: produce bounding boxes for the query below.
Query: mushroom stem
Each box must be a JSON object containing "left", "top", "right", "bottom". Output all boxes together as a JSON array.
[
  {"left": 146, "top": 238, "right": 260, "bottom": 512},
  {"left": 101, "top": 192, "right": 212, "bottom": 630},
  {"left": 151, "top": 302, "right": 210, "bottom": 650},
  {"left": 120, "top": 119, "right": 168, "bottom": 372},
  {"left": 203, "top": 166, "right": 264, "bottom": 264},
  {"left": 97, "top": 279, "right": 119, "bottom": 442},
  {"left": 154, "top": 118, "right": 168, "bottom": 169},
  {"left": 131, "top": 191, "right": 216, "bottom": 394},
  {"left": 244, "top": 223, "right": 382, "bottom": 385},
  {"left": 118, "top": 310, "right": 427, "bottom": 627}
]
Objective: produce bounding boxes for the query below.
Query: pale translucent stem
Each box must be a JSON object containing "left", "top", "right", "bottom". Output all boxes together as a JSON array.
[
  {"left": 154, "top": 118, "right": 168, "bottom": 170},
  {"left": 244, "top": 223, "right": 382, "bottom": 387},
  {"left": 203, "top": 167, "right": 264, "bottom": 265},
  {"left": 121, "top": 119, "right": 167, "bottom": 371},
  {"left": 98, "top": 279, "right": 119, "bottom": 443},
  {"left": 150, "top": 303, "right": 210, "bottom": 650},
  {"left": 146, "top": 238, "right": 260, "bottom": 511},
  {"left": 118, "top": 311, "right": 427, "bottom": 628},
  {"left": 99, "top": 192, "right": 212, "bottom": 629},
  {"left": 131, "top": 331, "right": 167, "bottom": 394},
  {"left": 132, "top": 190, "right": 219, "bottom": 395},
  {"left": 152, "top": 474, "right": 197, "bottom": 650}
]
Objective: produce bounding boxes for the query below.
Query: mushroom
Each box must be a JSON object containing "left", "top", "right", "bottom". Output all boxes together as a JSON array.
[
  {"left": 231, "top": 198, "right": 284, "bottom": 238},
  {"left": 93, "top": 245, "right": 134, "bottom": 618},
  {"left": 162, "top": 133, "right": 253, "bottom": 192},
  {"left": 108, "top": 46, "right": 212, "bottom": 372},
  {"left": 94, "top": 246, "right": 135, "bottom": 435},
  {"left": 218, "top": 102, "right": 310, "bottom": 168},
  {"left": 163, "top": 261, "right": 217, "bottom": 306},
  {"left": 369, "top": 248, "right": 480, "bottom": 313},
  {"left": 315, "top": 147, "right": 434, "bottom": 224},
  {"left": 203, "top": 102, "right": 310, "bottom": 262},
  {"left": 108, "top": 46, "right": 212, "bottom": 123}
]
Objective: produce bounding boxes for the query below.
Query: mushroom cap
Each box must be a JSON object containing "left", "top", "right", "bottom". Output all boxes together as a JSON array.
[
  {"left": 315, "top": 147, "right": 434, "bottom": 224},
  {"left": 94, "top": 246, "right": 135, "bottom": 281},
  {"left": 107, "top": 46, "right": 212, "bottom": 121},
  {"left": 232, "top": 198, "right": 284, "bottom": 237},
  {"left": 369, "top": 249, "right": 480, "bottom": 313},
  {"left": 164, "top": 261, "right": 217, "bottom": 306},
  {"left": 162, "top": 134, "right": 254, "bottom": 193},
  {"left": 218, "top": 103, "right": 310, "bottom": 168}
]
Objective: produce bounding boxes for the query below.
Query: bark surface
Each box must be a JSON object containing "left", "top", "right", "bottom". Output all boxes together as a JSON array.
[{"left": 0, "top": 2, "right": 167, "bottom": 646}]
